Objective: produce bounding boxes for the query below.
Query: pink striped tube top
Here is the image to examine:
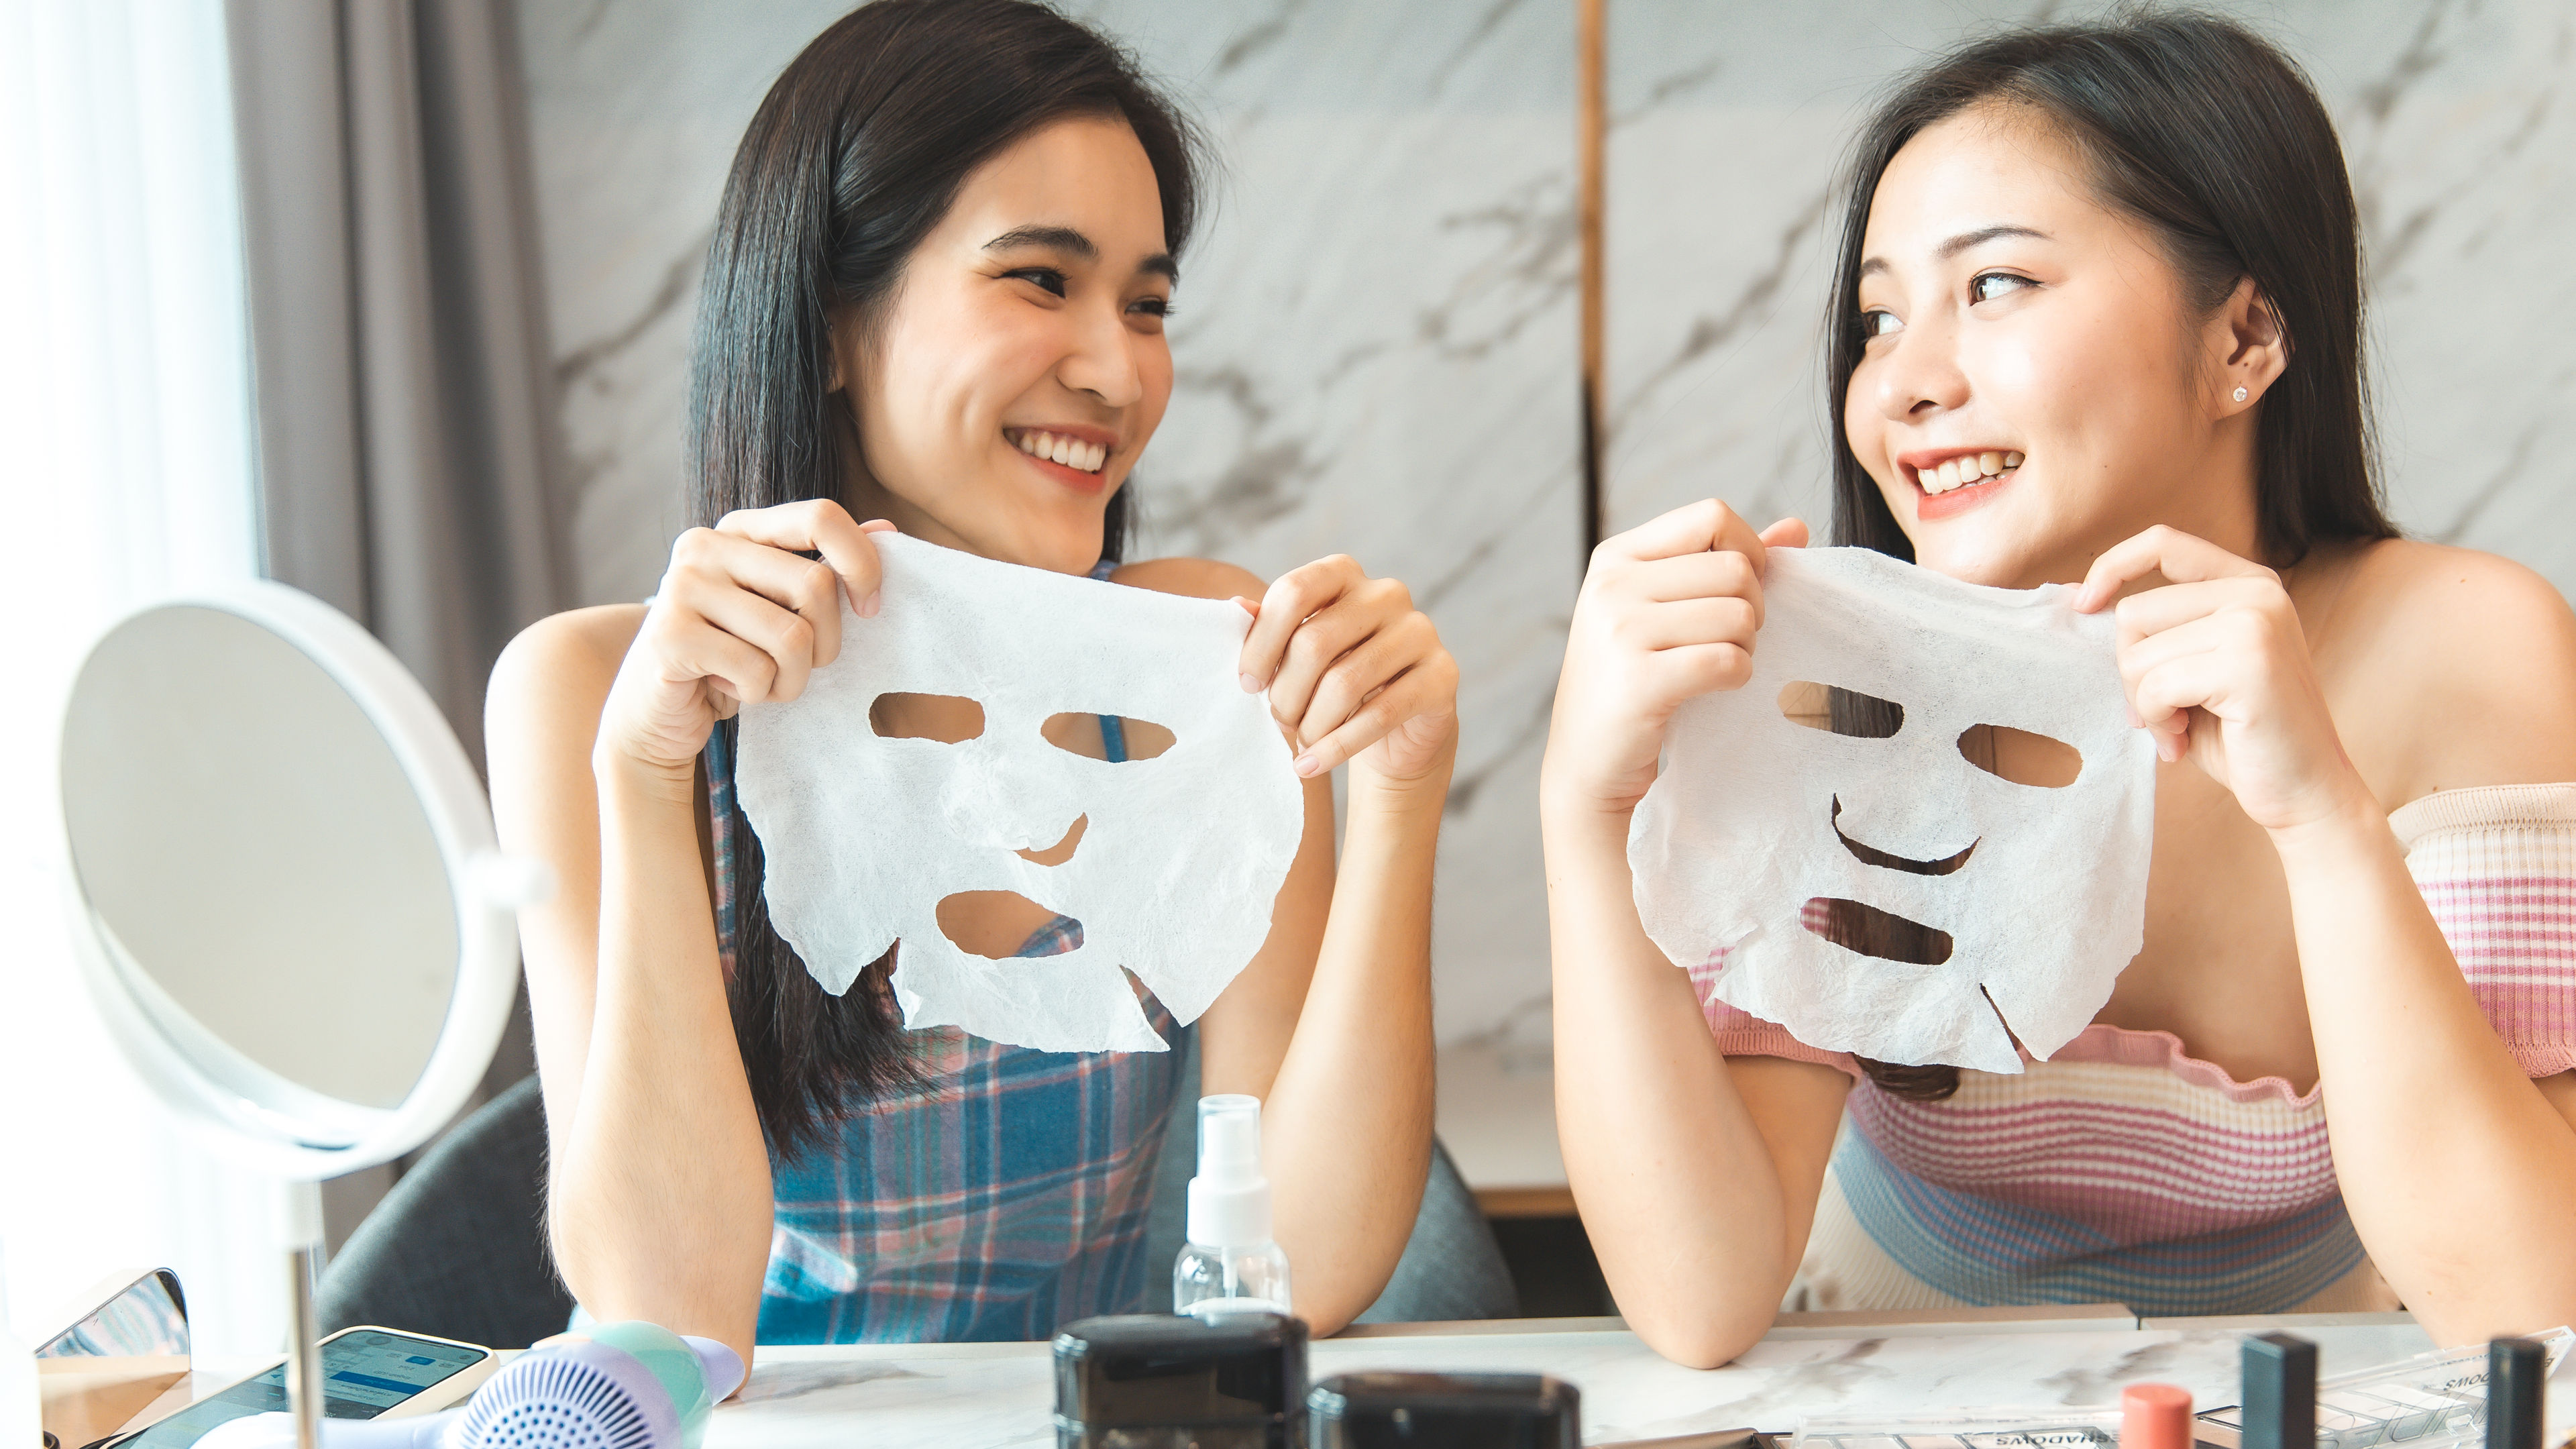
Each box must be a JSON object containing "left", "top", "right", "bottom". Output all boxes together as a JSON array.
[{"left": 1697, "top": 784, "right": 2576, "bottom": 1316}]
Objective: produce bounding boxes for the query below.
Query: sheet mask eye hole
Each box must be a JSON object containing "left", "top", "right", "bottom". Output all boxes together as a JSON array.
[
  {"left": 869, "top": 692, "right": 984, "bottom": 743},
  {"left": 1778, "top": 682, "right": 1904, "bottom": 739},
  {"left": 1040, "top": 712, "right": 1177, "bottom": 761},
  {"left": 1956, "top": 724, "right": 2083, "bottom": 788}
]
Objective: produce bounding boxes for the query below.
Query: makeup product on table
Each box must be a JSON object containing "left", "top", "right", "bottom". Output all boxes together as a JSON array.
[
  {"left": 1306, "top": 1373, "right": 1579, "bottom": 1448},
  {"left": 2124, "top": 1385, "right": 2194, "bottom": 1449},
  {"left": 2485, "top": 1340, "right": 2544, "bottom": 1449},
  {"left": 2241, "top": 1334, "right": 2316, "bottom": 1449},
  {"left": 1052, "top": 1311, "right": 1307, "bottom": 1449},
  {"left": 2196, "top": 1328, "right": 2573, "bottom": 1449}
]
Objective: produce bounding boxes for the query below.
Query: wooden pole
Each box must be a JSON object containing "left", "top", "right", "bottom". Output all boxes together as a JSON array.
[{"left": 1576, "top": 0, "right": 1607, "bottom": 558}]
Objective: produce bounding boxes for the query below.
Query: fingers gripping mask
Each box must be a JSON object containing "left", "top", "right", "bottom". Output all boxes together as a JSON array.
[
  {"left": 733, "top": 535, "right": 1305, "bottom": 1053},
  {"left": 1627, "top": 547, "right": 2156, "bottom": 1074}
]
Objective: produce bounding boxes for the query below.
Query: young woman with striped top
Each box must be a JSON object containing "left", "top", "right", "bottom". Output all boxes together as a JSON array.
[
  {"left": 486, "top": 0, "right": 1455, "bottom": 1362},
  {"left": 1545, "top": 13, "right": 2576, "bottom": 1366}
]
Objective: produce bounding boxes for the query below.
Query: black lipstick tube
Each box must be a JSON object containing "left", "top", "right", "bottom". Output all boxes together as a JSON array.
[{"left": 2241, "top": 1332, "right": 2317, "bottom": 1449}]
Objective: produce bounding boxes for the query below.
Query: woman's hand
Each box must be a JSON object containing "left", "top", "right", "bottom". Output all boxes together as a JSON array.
[
  {"left": 1544, "top": 500, "right": 1807, "bottom": 818},
  {"left": 1235, "top": 555, "right": 1458, "bottom": 785},
  {"left": 598, "top": 500, "right": 893, "bottom": 784},
  {"left": 2076, "top": 524, "right": 2369, "bottom": 833}
]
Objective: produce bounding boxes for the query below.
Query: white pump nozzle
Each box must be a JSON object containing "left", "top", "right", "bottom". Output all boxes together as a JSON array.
[{"left": 1185, "top": 1093, "right": 1271, "bottom": 1248}]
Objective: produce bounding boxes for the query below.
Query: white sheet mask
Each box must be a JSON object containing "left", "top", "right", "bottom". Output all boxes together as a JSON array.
[
  {"left": 734, "top": 534, "right": 1305, "bottom": 1053},
  {"left": 1628, "top": 546, "right": 2156, "bottom": 1073}
]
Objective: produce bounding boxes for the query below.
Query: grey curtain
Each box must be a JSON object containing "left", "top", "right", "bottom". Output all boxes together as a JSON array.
[
  {"left": 227, "top": 0, "right": 561, "bottom": 1248},
  {"left": 226, "top": 0, "right": 568, "bottom": 767}
]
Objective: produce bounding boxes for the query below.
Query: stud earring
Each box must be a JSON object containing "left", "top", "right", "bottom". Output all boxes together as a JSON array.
[{"left": 2233, "top": 385, "right": 2249, "bottom": 402}]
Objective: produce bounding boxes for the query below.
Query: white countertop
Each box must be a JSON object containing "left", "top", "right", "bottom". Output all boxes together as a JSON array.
[{"left": 704, "top": 1307, "right": 2544, "bottom": 1449}]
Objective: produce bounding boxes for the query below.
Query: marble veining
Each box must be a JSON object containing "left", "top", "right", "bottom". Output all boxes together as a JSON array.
[{"left": 1599, "top": 0, "right": 2576, "bottom": 605}]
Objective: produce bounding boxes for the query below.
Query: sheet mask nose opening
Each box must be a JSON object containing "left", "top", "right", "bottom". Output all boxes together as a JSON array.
[{"left": 1017, "top": 814, "right": 1087, "bottom": 866}]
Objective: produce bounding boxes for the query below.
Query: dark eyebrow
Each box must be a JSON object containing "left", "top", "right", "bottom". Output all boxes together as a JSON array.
[
  {"left": 985, "top": 224, "right": 1096, "bottom": 259},
  {"left": 1858, "top": 225, "right": 2053, "bottom": 280},
  {"left": 1937, "top": 223, "right": 2049, "bottom": 258},
  {"left": 984, "top": 225, "right": 1179, "bottom": 284}
]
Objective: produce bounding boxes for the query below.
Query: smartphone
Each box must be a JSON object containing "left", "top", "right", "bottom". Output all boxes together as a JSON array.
[
  {"left": 36, "top": 1268, "right": 191, "bottom": 1449},
  {"left": 101, "top": 1327, "right": 494, "bottom": 1449}
]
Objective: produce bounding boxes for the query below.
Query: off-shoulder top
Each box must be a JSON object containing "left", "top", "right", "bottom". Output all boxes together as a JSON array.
[{"left": 1699, "top": 785, "right": 2576, "bottom": 1317}]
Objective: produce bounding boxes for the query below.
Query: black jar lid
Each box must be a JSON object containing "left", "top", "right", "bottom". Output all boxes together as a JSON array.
[
  {"left": 1053, "top": 1311, "right": 1309, "bottom": 1432},
  {"left": 1307, "top": 1371, "right": 1582, "bottom": 1448}
]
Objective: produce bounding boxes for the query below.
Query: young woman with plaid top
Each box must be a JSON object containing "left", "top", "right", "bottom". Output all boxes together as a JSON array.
[{"left": 487, "top": 0, "right": 1456, "bottom": 1364}]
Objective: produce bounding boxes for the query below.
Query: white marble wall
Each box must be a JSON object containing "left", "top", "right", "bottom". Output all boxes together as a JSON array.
[
  {"left": 516, "top": 0, "right": 2575, "bottom": 1055},
  {"left": 1603, "top": 0, "right": 2576, "bottom": 592},
  {"left": 517, "top": 0, "right": 1579, "bottom": 1049}
]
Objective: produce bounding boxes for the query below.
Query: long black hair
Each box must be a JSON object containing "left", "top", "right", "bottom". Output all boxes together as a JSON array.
[
  {"left": 1819, "top": 10, "right": 2397, "bottom": 1101},
  {"left": 686, "top": 0, "right": 1207, "bottom": 1160}
]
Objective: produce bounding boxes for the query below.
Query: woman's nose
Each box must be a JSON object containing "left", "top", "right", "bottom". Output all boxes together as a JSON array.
[
  {"left": 1872, "top": 317, "right": 1970, "bottom": 421},
  {"left": 1059, "top": 301, "right": 1144, "bottom": 409}
]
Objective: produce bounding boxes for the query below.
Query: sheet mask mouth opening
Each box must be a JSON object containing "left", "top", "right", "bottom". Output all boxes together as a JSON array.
[
  {"left": 936, "top": 891, "right": 1079, "bottom": 959},
  {"left": 1802, "top": 896, "right": 1953, "bottom": 965}
]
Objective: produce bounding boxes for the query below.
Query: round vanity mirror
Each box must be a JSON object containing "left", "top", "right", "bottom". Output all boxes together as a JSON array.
[{"left": 54, "top": 579, "right": 538, "bottom": 1181}]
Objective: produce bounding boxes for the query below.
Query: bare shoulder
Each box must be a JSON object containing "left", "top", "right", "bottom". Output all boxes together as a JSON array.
[
  {"left": 1108, "top": 555, "right": 1265, "bottom": 604},
  {"left": 486, "top": 604, "right": 648, "bottom": 739},
  {"left": 2318, "top": 539, "right": 2576, "bottom": 800}
]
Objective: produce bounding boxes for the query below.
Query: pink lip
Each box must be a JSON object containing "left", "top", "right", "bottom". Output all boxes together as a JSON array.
[{"left": 1897, "top": 446, "right": 2020, "bottom": 522}]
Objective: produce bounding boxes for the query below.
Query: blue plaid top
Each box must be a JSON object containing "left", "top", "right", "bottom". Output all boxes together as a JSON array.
[{"left": 702, "top": 570, "right": 1191, "bottom": 1344}]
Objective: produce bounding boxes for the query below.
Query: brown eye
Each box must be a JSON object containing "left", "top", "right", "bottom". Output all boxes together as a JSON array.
[
  {"left": 1970, "top": 272, "right": 2033, "bottom": 304},
  {"left": 1858, "top": 309, "right": 1900, "bottom": 338}
]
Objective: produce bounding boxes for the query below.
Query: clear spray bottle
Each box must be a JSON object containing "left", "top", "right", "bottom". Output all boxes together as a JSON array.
[{"left": 1172, "top": 1094, "right": 1291, "bottom": 1319}]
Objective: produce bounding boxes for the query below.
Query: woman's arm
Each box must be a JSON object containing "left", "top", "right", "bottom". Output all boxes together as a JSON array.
[
  {"left": 2082, "top": 529, "right": 2576, "bottom": 1343},
  {"left": 486, "top": 503, "right": 889, "bottom": 1366},
  {"left": 1131, "top": 554, "right": 1455, "bottom": 1334},
  {"left": 1542, "top": 500, "right": 1849, "bottom": 1367}
]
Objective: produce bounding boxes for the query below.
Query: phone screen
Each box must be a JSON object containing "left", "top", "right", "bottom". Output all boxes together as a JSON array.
[{"left": 113, "top": 1332, "right": 488, "bottom": 1449}]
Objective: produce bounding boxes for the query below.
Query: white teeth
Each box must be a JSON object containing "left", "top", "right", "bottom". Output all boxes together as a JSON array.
[
  {"left": 1011, "top": 429, "right": 1108, "bottom": 474},
  {"left": 1919, "top": 451, "right": 2025, "bottom": 495}
]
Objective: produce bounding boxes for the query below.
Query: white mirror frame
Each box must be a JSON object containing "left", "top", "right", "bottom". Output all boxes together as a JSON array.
[{"left": 52, "top": 578, "right": 526, "bottom": 1183}]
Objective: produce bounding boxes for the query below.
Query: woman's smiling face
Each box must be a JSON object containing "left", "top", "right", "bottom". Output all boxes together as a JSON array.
[
  {"left": 839, "top": 113, "right": 1175, "bottom": 576},
  {"left": 1845, "top": 104, "right": 2258, "bottom": 589}
]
